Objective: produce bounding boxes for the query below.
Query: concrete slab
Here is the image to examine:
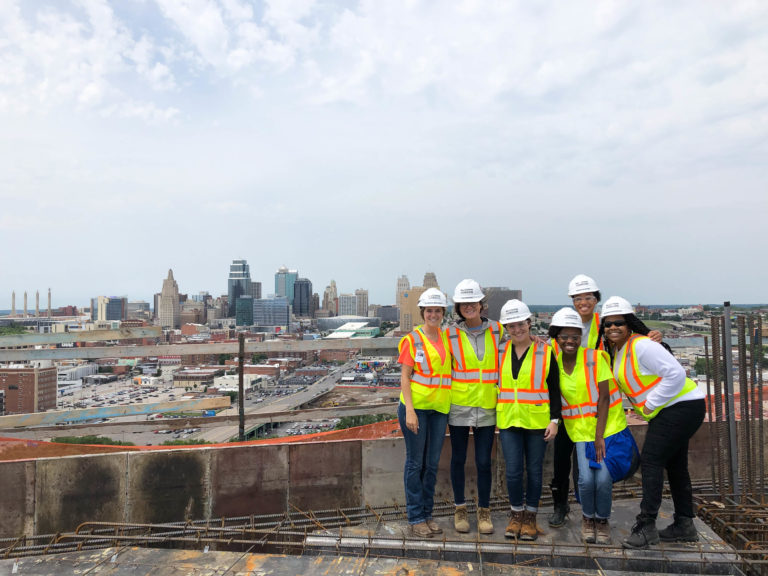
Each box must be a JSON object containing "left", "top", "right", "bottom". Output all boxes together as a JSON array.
[
  {"left": 126, "top": 450, "right": 210, "bottom": 524},
  {"left": 0, "top": 460, "right": 35, "bottom": 536},
  {"left": 35, "top": 453, "right": 127, "bottom": 535},
  {"left": 305, "top": 498, "right": 740, "bottom": 575},
  {"left": 211, "top": 444, "right": 289, "bottom": 517},
  {"left": 288, "top": 440, "right": 362, "bottom": 510}
]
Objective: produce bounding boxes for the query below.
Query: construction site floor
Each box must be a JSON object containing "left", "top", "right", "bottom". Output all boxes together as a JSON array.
[{"left": 0, "top": 499, "right": 742, "bottom": 575}]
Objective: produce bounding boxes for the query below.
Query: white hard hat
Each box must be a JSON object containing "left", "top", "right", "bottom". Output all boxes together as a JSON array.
[
  {"left": 568, "top": 274, "right": 600, "bottom": 297},
  {"left": 453, "top": 279, "right": 484, "bottom": 303},
  {"left": 601, "top": 296, "right": 634, "bottom": 317},
  {"left": 499, "top": 299, "right": 531, "bottom": 324},
  {"left": 550, "top": 307, "right": 584, "bottom": 332},
  {"left": 418, "top": 288, "right": 448, "bottom": 308}
]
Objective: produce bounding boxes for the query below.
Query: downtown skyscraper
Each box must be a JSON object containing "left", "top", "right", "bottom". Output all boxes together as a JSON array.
[{"left": 228, "top": 259, "right": 251, "bottom": 317}]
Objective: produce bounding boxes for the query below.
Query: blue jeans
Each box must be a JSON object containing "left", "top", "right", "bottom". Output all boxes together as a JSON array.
[
  {"left": 398, "top": 402, "right": 448, "bottom": 524},
  {"left": 449, "top": 424, "right": 495, "bottom": 508},
  {"left": 499, "top": 426, "right": 547, "bottom": 511},
  {"left": 575, "top": 442, "right": 613, "bottom": 519}
]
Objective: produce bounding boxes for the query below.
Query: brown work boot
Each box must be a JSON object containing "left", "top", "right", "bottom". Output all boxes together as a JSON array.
[
  {"left": 477, "top": 507, "right": 494, "bottom": 534},
  {"left": 425, "top": 518, "right": 442, "bottom": 534},
  {"left": 505, "top": 510, "right": 523, "bottom": 538},
  {"left": 519, "top": 510, "right": 538, "bottom": 541},
  {"left": 595, "top": 519, "right": 611, "bottom": 544},
  {"left": 454, "top": 505, "right": 470, "bottom": 533},
  {"left": 581, "top": 516, "right": 596, "bottom": 543},
  {"left": 409, "top": 522, "right": 433, "bottom": 538}
]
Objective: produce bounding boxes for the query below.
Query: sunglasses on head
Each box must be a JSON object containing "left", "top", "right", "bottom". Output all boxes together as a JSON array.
[{"left": 603, "top": 320, "right": 627, "bottom": 328}]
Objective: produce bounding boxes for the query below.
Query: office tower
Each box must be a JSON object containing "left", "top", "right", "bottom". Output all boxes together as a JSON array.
[
  {"left": 338, "top": 293, "right": 357, "bottom": 316},
  {"left": 275, "top": 266, "right": 299, "bottom": 302},
  {"left": 91, "top": 296, "right": 127, "bottom": 322},
  {"left": 250, "top": 281, "right": 262, "bottom": 300},
  {"left": 322, "top": 280, "right": 338, "bottom": 315},
  {"left": 235, "top": 296, "right": 254, "bottom": 326},
  {"left": 396, "top": 275, "right": 410, "bottom": 307},
  {"left": 293, "top": 278, "right": 313, "bottom": 317},
  {"left": 228, "top": 259, "right": 251, "bottom": 317},
  {"left": 158, "top": 269, "right": 181, "bottom": 329},
  {"left": 355, "top": 289, "right": 369, "bottom": 317},
  {"left": 311, "top": 293, "right": 320, "bottom": 318},
  {"left": 483, "top": 287, "right": 523, "bottom": 323},
  {"left": 423, "top": 272, "right": 438, "bottom": 289},
  {"left": 0, "top": 365, "right": 57, "bottom": 414},
  {"left": 127, "top": 301, "right": 151, "bottom": 320},
  {"left": 253, "top": 296, "right": 290, "bottom": 327}
]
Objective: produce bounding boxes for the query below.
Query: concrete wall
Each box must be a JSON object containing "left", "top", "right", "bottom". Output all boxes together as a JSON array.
[{"left": 0, "top": 422, "right": 756, "bottom": 538}]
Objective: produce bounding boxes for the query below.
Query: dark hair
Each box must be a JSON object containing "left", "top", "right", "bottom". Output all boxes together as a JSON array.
[
  {"left": 599, "top": 313, "right": 673, "bottom": 357},
  {"left": 548, "top": 325, "right": 562, "bottom": 340},
  {"left": 454, "top": 298, "right": 487, "bottom": 320}
]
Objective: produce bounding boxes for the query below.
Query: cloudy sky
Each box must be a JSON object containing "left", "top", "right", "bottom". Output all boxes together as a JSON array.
[{"left": 1, "top": 0, "right": 766, "bottom": 310}]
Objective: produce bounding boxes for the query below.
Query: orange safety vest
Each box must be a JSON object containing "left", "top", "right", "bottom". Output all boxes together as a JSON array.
[
  {"left": 446, "top": 321, "right": 502, "bottom": 409},
  {"left": 398, "top": 327, "right": 451, "bottom": 413}
]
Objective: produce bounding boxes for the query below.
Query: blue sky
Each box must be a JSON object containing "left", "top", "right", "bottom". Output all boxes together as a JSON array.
[{"left": 1, "top": 0, "right": 766, "bottom": 309}]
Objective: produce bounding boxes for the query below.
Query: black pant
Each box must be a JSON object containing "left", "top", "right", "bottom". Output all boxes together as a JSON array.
[
  {"left": 640, "top": 399, "right": 706, "bottom": 520},
  {"left": 550, "top": 427, "right": 578, "bottom": 506}
]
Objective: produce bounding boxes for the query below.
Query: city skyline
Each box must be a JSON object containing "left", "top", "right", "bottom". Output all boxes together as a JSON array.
[{"left": 1, "top": 2, "right": 766, "bottom": 307}]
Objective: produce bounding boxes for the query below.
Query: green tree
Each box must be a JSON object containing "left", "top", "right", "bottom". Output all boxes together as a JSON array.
[
  {"left": 334, "top": 414, "right": 393, "bottom": 430},
  {"left": 0, "top": 323, "right": 26, "bottom": 335},
  {"left": 53, "top": 436, "right": 135, "bottom": 446}
]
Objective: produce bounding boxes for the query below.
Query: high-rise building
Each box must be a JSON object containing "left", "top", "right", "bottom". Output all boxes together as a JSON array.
[
  {"left": 251, "top": 281, "right": 262, "bottom": 300},
  {"left": 253, "top": 297, "right": 290, "bottom": 327},
  {"left": 275, "top": 266, "right": 299, "bottom": 302},
  {"left": 396, "top": 275, "right": 410, "bottom": 307},
  {"left": 355, "top": 289, "right": 369, "bottom": 317},
  {"left": 127, "top": 301, "right": 151, "bottom": 320},
  {"left": 483, "top": 287, "right": 523, "bottom": 322},
  {"left": 158, "top": 269, "right": 181, "bottom": 329},
  {"left": 311, "top": 293, "right": 320, "bottom": 318},
  {"left": 338, "top": 293, "right": 357, "bottom": 316},
  {"left": 423, "top": 272, "right": 438, "bottom": 289},
  {"left": 322, "top": 280, "right": 338, "bottom": 315},
  {"left": 90, "top": 296, "right": 127, "bottom": 322},
  {"left": 235, "top": 296, "right": 254, "bottom": 326},
  {"left": 228, "top": 259, "right": 251, "bottom": 317},
  {"left": 293, "top": 278, "right": 313, "bottom": 317}
]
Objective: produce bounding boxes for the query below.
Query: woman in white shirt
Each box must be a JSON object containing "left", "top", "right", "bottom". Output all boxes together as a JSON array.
[{"left": 601, "top": 296, "right": 706, "bottom": 550}]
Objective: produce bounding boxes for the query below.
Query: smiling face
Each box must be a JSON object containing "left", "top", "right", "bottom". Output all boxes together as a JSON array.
[
  {"left": 504, "top": 319, "right": 530, "bottom": 344},
  {"left": 602, "top": 314, "right": 631, "bottom": 348},
  {"left": 556, "top": 327, "right": 582, "bottom": 355},
  {"left": 458, "top": 301, "right": 481, "bottom": 323},
  {"left": 421, "top": 306, "right": 445, "bottom": 329},
  {"left": 571, "top": 293, "right": 597, "bottom": 320}
]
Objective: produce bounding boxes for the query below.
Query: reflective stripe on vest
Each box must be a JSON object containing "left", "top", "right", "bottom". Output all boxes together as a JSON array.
[
  {"left": 615, "top": 334, "right": 696, "bottom": 421},
  {"left": 496, "top": 341, "right": 552, "bottom": 429},
  {"left": 398, "top": 328, "right": 451, "bottom": 413},
  {"left": 446, "top": 322, "right": 502, "bottom": 409},
  {"left": 558, "top": 348, "right": 626, "bottom": 441}
]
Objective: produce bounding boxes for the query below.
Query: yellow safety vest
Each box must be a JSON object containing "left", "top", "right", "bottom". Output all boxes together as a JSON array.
[
  {"left": 446, "top": 321, "right": 502, "bottom": 409},
  {"left": 557, "top": 348, "right": 626, "bottom": 442},
  {"left": 496, "top": 341, "right": 552, "bottom": 430},
  {"left": 398, "top": 327, "right": 451, "bottom": 413},
  {"left": 614, "top": 334, "right": 697, "bottom": 421}
]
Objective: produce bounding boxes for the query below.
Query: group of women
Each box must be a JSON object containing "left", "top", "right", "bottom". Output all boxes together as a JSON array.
[{"left": 397, "top": 276, "right": 705, "bottom": 548}]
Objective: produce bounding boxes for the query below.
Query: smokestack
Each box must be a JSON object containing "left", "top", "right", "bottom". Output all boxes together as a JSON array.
[
  {"left": 11, "top": 291, "right": 15, "bottom": 317},
  {"left": 24, "top": 291, "right": 28, "bottom": 318},
  {"left": 35, "top": 290, "right": 39, "bottom": 317},
  {"left": 48, "top": 288, "right": 51, "bottom": 318}
]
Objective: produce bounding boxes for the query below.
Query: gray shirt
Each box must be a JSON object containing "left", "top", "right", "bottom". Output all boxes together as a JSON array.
[{"left": 448, "top": 318, "right": 498, "bottom": 428}]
